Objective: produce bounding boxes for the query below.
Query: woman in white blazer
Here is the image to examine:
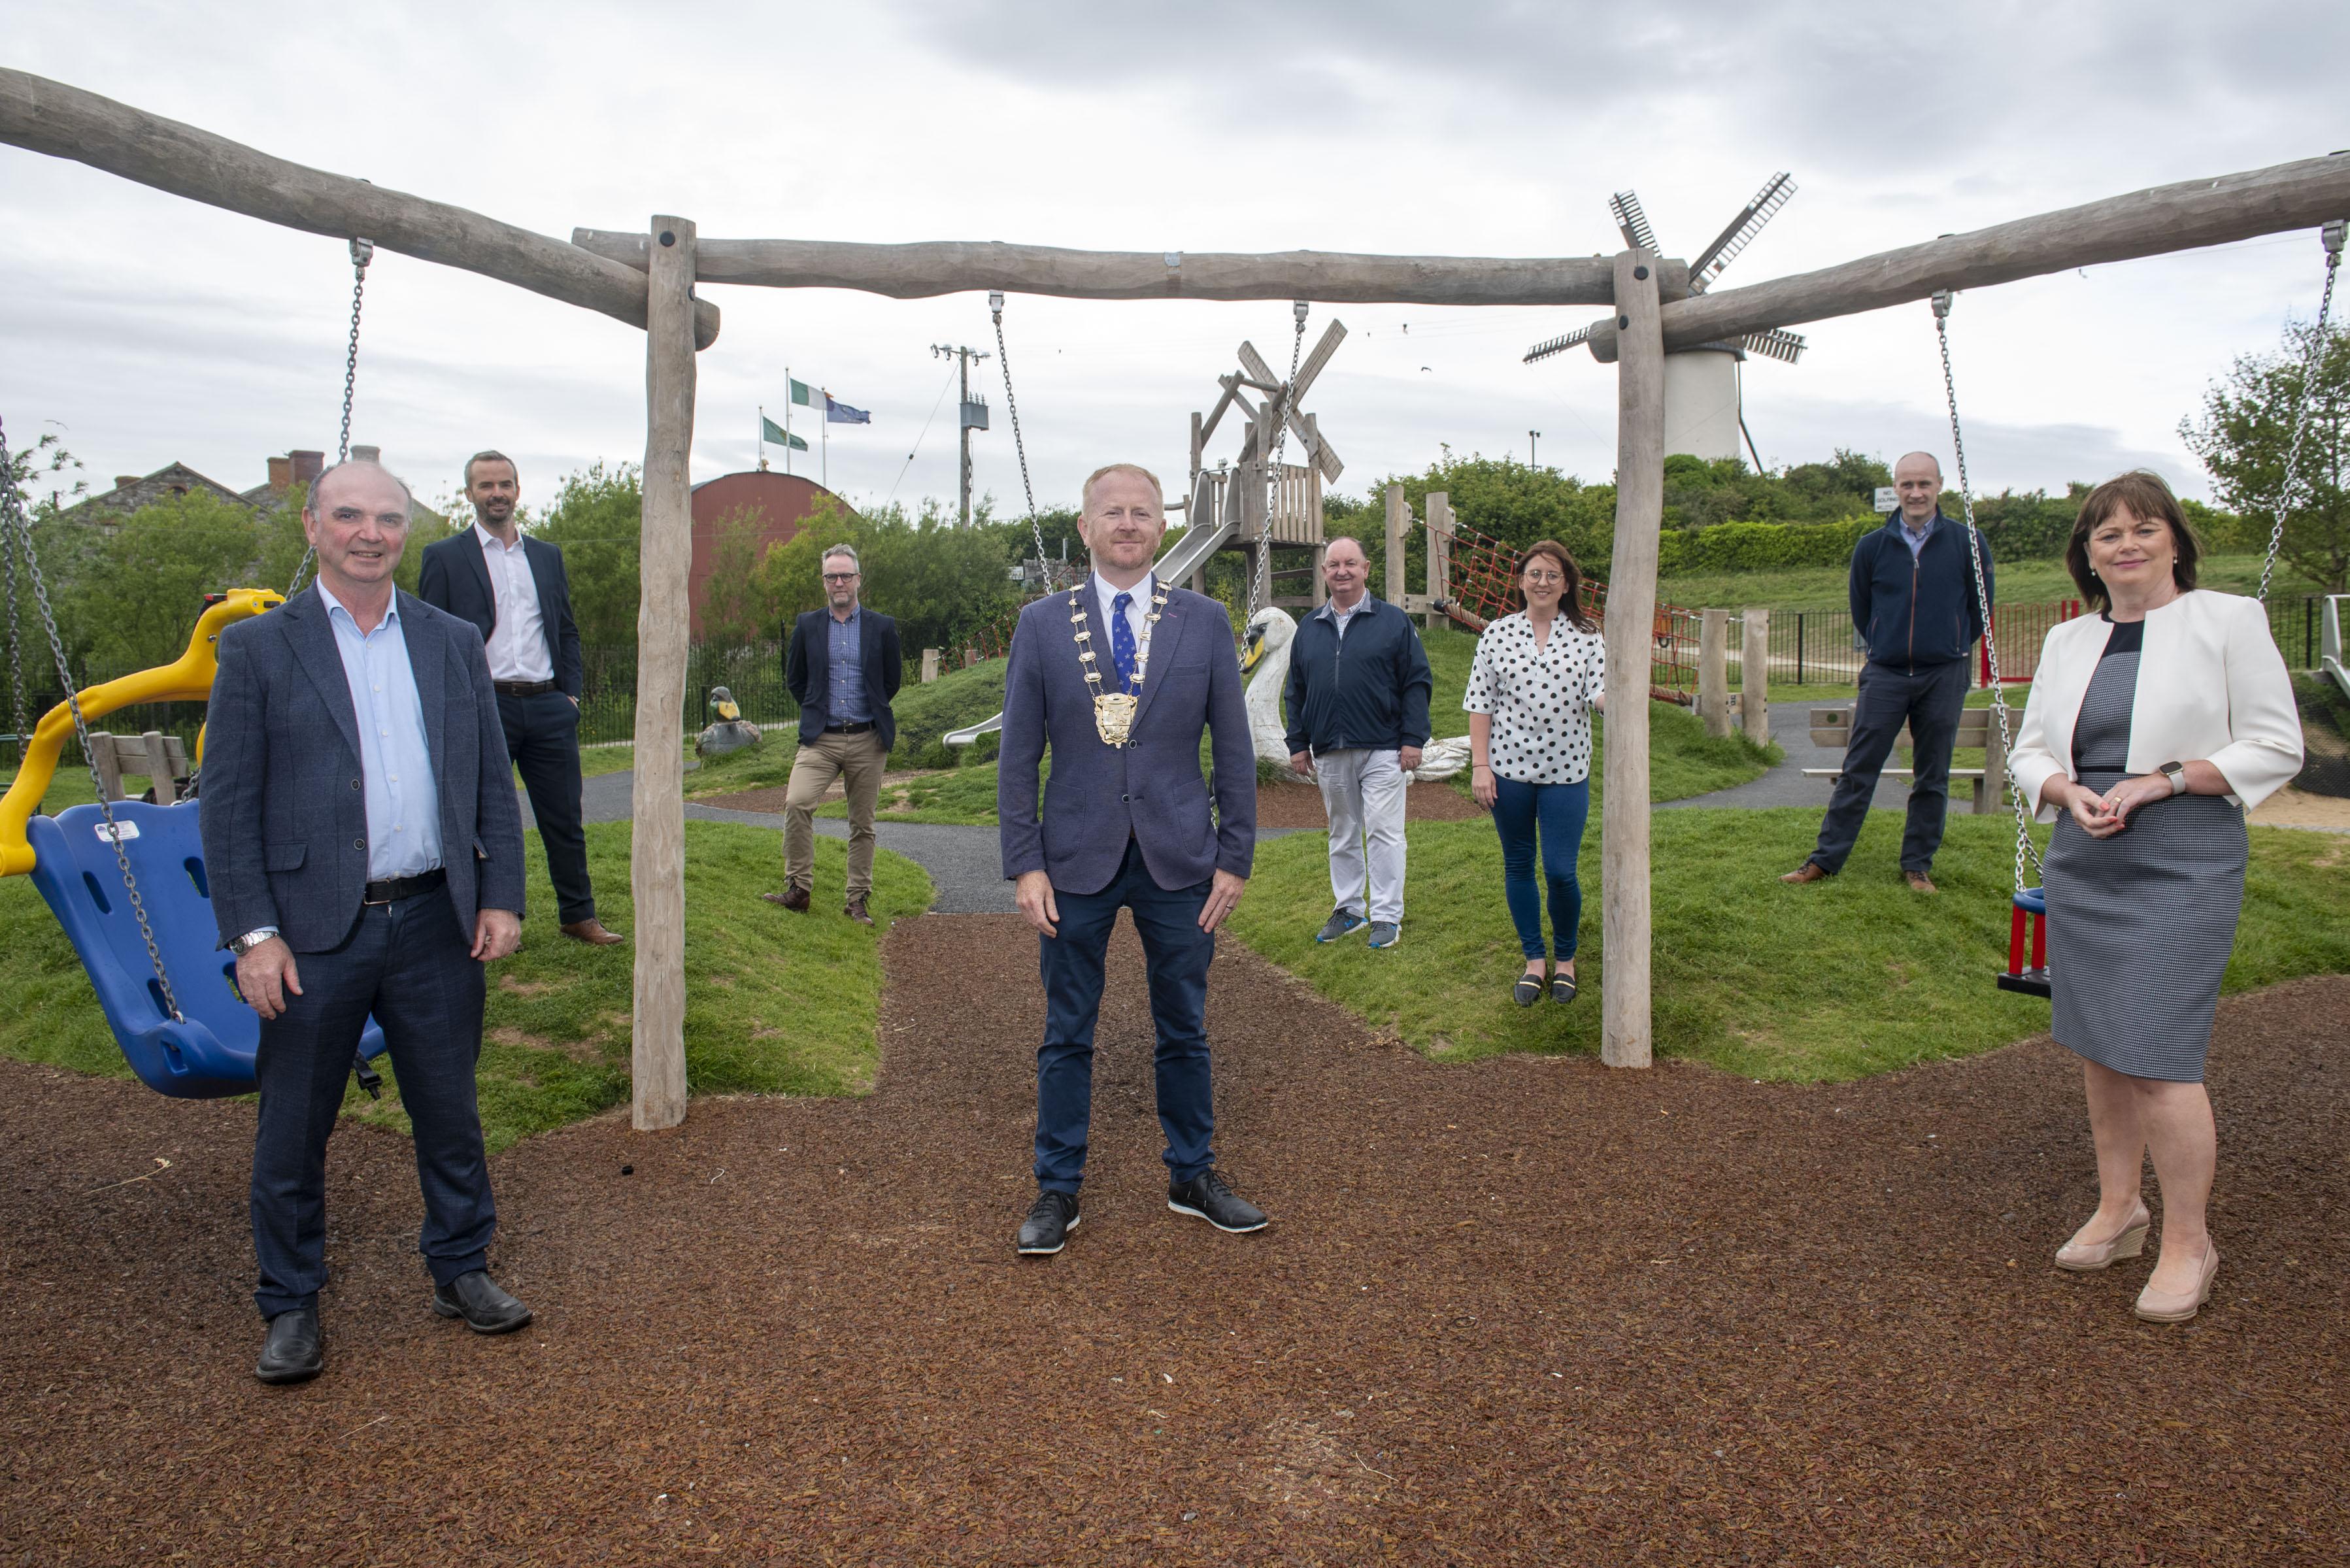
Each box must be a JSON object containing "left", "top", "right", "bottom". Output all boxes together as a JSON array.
[{"left": 2009, "top": 471, "right": 2301, "bottom": 1325}]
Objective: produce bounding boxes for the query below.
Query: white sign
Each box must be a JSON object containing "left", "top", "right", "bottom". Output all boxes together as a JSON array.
[
  {"left": 1873, "top": 486, "right": 1898, "bottom": 514},
  {"left": 94, "top": 818, "right": 141, "bottom": 843}
]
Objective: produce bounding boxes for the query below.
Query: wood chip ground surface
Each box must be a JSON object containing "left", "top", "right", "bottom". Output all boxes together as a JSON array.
[{"left": 2, "top": 920, "right": 2343, "bottom": 1565}]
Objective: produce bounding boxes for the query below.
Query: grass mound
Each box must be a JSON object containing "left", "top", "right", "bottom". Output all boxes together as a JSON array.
[
  {"left": 0, "top": 820, "right": 932, "bottom": 1150},
  {"left": 1226, "top": 809, "right": 2350, "bottom": 1081}
]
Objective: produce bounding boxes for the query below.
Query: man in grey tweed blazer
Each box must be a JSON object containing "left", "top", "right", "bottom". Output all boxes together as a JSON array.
[
  {"left": 202, "top": 459, "right": 533, "bottom": 1385},
  {"left": 998, "top": 463, "right": 1264, "bottom": 1257}
]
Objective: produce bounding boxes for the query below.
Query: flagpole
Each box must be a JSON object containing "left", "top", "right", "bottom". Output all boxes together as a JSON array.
[
  {"left": 756, "top": 404, "right": 767, "bottom": 472},
  {"left": 822, "top": 396, "right": 829, "bottom": 489},
  {"left": 784, "top": 369, "right": 794, "bottom": 475}
]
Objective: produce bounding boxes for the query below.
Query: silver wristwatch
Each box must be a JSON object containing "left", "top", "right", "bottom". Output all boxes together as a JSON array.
[
  {"left": 2157, "top": 761, "right": 2187, "bottom": 797},
  {"left": 230, "top": 927, "right": 280, "bottom": 956}
]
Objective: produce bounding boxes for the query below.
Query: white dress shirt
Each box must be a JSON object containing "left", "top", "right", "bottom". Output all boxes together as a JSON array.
[
  {"left": 314, "top": 581, "right": 443, "bottom": 880},
  {"left": 474, "top": 522, "right": 553, "bottom": 683},
  {"left": 1462, "top": 610, "right": 1607, "bottom": 784},
  {"left": 1090, "top": 570, "right": 1158, "bottom": 681}
]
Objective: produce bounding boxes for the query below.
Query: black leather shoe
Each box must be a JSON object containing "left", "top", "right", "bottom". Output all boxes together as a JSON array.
[
  {"left": 431, "top": 1271, "right": 533, "bottom": 1334},
  {"left": 1016, "top": 1190, "right": 1081, "bottom": 1256},
  {"left": 255, "top": 1307, "right": 323, "bottom": 1385},
  {"left": 1167, "top": 1170, "right": 1269, "bottom": 1233}
]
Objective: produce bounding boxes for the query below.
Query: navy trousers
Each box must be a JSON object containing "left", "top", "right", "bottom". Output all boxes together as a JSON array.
[
  {"left": 501, "top": 688, "right": 595, "bottom": 925},
  {"left": 1034, "top": 840, "right": 1217, "bottom": 1195},
  {"left": 250, "top": 890, "right": 494, "bottom": 1319},
  {"left": 1808, "top": 656, "right": 1971, "bottom": 876}
]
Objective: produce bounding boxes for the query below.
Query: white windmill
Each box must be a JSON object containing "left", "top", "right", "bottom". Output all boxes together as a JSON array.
[{"left": 1525, "top": 173, "right": 1808, "bottom": 466}]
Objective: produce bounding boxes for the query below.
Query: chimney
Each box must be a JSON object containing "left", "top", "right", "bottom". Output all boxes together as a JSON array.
[
  {"left": 289, "top": 450, "right": 325, "bottom": 488},
  {"left": 114, "top": 476, "right": 141, "bottom": 492},
  {"left": 267, "top": 456, "right": 292, "bottom": 494},
  {"left": 350, "top": 444, "right": 380, "bottom": 464}
]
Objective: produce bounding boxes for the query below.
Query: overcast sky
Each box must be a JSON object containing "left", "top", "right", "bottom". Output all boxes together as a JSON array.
[{"left": 5, "top": 1, "right": 2346, "bottom": 520}]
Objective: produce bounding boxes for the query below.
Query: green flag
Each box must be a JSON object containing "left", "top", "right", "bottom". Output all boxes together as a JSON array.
[
  {"left": 789, "top": 378, "right": 820, "bottom": 408},
  {"left": 760, "top": 414, "right": 808, "bottom": 451}
]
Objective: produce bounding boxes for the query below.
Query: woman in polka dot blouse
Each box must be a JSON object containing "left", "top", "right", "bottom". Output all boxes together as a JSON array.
[{"left": 1463, "top": 539, "right": 1606, "bottom": 1006}]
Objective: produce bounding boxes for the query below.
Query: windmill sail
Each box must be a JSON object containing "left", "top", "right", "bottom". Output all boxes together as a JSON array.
[
  {"left": 1524, "top": 323, "right": 1600, "bottom": 365},
  {"left": 1738, "top": 327, "right": 1807, "bottom": 364},
  {"left": 1608, "top": 191, "right": 1660, "bottom": 254},
  {"left": 1690, "top": 173, "right": 1797, "bottom": 292}
]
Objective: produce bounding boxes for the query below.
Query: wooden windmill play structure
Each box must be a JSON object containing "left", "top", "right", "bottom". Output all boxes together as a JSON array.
[
  {"left": 1169, "top": 311, "right": 1349, "bottom": 616},
  {"left": 1526, "top": 174, "right": 1809, "bottom": 464},
  {"left": 4, "top": 67, "right": 2345, "bottom": 1117}
]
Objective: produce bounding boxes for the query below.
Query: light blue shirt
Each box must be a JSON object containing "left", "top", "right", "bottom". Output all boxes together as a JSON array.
[
  {"left": 316, "top": 582, "right": 442, "bottom": 880},
  {"left": 1901, "top": 512, "right": 1939, "bottom": 559}
]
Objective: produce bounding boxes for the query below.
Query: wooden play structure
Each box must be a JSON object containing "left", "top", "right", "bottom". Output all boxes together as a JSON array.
[{"left": 5, "top": 67, "right": 2345, "bottom": 1113}]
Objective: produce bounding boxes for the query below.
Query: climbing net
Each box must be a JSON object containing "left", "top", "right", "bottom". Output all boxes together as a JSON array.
[{"left": 1434, "top": 514, "right": 1698, "bottom": 703}]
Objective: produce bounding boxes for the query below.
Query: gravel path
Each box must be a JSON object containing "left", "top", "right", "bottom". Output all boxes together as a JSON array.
[{"left": 2, "top": 920, "right": 2342, "bottom": 1565}]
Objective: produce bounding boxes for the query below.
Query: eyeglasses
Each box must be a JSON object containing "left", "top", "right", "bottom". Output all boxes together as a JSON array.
[
  {"left": 822, "top": 572, "right": 859, "bottom": 582},
  {"left": 1522, "top": 570, "right": 1565, "bottom": 584}
]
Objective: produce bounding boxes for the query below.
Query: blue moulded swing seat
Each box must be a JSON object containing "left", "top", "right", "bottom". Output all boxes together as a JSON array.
[{"left": 25, "top": 799, "right": 386, "bottom": 1098}]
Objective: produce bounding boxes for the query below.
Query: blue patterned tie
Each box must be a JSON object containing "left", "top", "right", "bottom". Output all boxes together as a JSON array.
[{"left": 1111, "top": 591, "right": 1138, "bottom": 690}]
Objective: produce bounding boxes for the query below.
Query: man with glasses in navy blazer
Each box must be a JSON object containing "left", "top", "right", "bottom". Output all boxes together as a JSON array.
[{"left": 998, "top": 463, "right": 1265, "bottom": 1257}]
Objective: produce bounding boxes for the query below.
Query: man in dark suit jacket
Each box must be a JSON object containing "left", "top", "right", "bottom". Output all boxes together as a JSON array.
[
  {"left": 998, "top": 463, "right": 1263, "bottom": 1258},
  {"left": 770, "top": 544, "right": 902, "bottom": 925},
  {"left": 416, "top": 451, "right": 618, "bottom": 944},
  {"left": 203, "top": 459, "right": 533, "bottom": 1386}
]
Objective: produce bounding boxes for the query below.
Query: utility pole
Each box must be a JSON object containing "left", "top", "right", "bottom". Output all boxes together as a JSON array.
[
  {"left": 931, "top": 342, "right": 990, "bottom": 525},
  {"left": 1530, "top": 429, "right": 1541, "bottom": 468}
]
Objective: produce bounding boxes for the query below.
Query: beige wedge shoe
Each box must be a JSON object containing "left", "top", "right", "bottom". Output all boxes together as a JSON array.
[
  {"left": 2054, "top": 1202, "right": 2151, "bottom": 1272},
  {"left": 2134, "top": 1243, "right": 2220, "bottom": 1324}
]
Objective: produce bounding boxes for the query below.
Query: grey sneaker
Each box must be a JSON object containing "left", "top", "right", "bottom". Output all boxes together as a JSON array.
[
  {"left": 1314, "top": 909, "right": 1368, "bottom": 944},
  {"left": 1367, "top": 921, "right": 1400, "bottom": 948}
]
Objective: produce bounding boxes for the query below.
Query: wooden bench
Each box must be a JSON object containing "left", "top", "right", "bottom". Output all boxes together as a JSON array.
[
  {"left": 85, "top": 729, "right": 191, "bottom": 804},
  {"left": 1800, "top": 705, "right": 2009, "bottom": 812}
]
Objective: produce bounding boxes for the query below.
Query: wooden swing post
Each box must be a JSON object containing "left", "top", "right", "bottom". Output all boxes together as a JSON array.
[
  {"left": 1601, "top": 250, "right": 1666, "bottom": 1070},
  {"left": 630, "top": 216, "right": 697, "bottom": 1131}
]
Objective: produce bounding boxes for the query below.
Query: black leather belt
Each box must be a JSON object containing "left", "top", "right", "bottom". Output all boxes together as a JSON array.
[
  {"left": 823, "top": 720, "right": 875, "bottom": 735},
  {"left": 494, "top": 679, "right": 558, "bottom": 697},
  {"left": 363, "top": 867, "right": 446, "bottom": 906}
]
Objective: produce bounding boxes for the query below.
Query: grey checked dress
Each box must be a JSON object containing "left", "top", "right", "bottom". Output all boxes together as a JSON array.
[{"left": 2043, "top": 618, "right": 2247, "bottom": 1082}]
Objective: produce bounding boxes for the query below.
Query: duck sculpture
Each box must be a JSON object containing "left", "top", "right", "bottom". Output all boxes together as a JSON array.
[
  {"left": 696, "top": 685, "right": 764, "bottom": 757},
  {"left": 1236, "top": 607, "right": 1471, "bottom": 784}
]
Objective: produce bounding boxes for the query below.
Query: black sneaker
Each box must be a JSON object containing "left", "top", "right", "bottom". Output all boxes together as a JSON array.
[
  {"left": 1016, "top": 1190, "right": 1081, "bottom": 1256},
  {"left": 1167, "top": 1170, "right": 1269, "bottom": 1233}
]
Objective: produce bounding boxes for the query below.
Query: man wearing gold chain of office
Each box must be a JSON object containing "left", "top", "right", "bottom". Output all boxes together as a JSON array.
[{"left": 997, "top": 463, "right": 1266, "bottom": 1256}]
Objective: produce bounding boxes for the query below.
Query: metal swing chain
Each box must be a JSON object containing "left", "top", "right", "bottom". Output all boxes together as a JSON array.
[
  {"left": 1, "top": 511, "right": 27, "bottom": 767},
  {"left": 2258, "top": 220, "right": 2345, "bottom": 605},
  {"left": 1247, "top": 301, "right": 1311, "bottom": 617},
  {"left": 988, "top": 290, "right": 1057, "bottom": 590},
  {"left": 288, "top": 237, "right": 374, "bottom": 597},
  {"left": 1934, "top": 290, "right": 2041, "bottom": 894},
  {"left": 0, "top": 418, "right": 183, "bottom": 1022}
]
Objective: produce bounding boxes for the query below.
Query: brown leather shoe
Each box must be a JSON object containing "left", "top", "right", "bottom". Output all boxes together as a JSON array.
[
  {"left": 845, "top": 898, "right": 874, "bottom": 926},
  {"left": 1779, "top": 862, "right": 1828, "bottom": 884},
  {"left": 762, "top": 887, "right": 812, "bottom": 913},
  {"left": 1904, "top": 871, "right": 1938, "bottom": 894},
  {"left": 561, "top": 918, "right": 624, "bottom": 944}
]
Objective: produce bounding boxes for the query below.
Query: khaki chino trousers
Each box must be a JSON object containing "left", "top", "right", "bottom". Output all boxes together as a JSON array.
[{"left": 783, "top": 728, "right": 888, "bottom": 899}]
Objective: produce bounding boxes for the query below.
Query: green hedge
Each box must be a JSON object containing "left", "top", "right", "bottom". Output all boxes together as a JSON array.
[{"left": 1658, "top": 516, "right": 1878, "bottom": 575}]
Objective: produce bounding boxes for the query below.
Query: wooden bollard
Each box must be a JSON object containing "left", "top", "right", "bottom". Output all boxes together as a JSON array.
[
  {"left": 922, "top": 647, "right": 941, "bottom": 684},
  {"left": 1698, "top": 609, "right": 1732, "bottom": 739},
  {"left": 1741, "top": 608, "right": 1770, "bottom": 744}
]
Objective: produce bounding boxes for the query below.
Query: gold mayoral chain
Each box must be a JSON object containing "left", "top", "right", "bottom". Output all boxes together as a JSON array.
[{"left": 1069, "top": 580, "right": 1171, "bottom": 747}]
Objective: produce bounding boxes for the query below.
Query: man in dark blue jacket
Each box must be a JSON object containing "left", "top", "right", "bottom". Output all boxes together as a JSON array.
[
  {"left": 1281, "top": 537, "right": 1434, "bottom": 948},
  {"left": 770, "top": 544, "right": 902, "bottom": 924},
  {"left": 1783, "top": 452, "right": 1992, "bottom": 893}
]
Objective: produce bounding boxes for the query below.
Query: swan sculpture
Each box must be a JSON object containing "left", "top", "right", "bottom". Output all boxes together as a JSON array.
[{"left": 1237, "top": 606, "right": 1472, "bottom": 784}]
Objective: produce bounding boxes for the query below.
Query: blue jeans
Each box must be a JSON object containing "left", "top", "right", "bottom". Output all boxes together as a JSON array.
[
  {"left": 1034, "top": 839, "right": 1218, "bottom": 1193},
  {"left": 1807, "top": 657, "right": 1970, "bottom": 875},
  {"left": 1492, "top": 775, "right": 1590, "bottom": 961}
]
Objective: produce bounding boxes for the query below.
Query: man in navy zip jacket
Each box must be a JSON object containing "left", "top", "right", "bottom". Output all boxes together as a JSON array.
[
  {"left": 1783, "top": 452, "right": 1992, "bottom": 893},
  {"left": 1281, "top": 537, "right": 1433, "bottom": 948}
]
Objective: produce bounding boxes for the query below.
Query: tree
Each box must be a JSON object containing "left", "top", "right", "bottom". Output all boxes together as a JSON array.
[
  {"left": 696, "top": 507, "right": 774, "bottom": 647},
  {"left": 535, "top": 462, "right": 644, "bottom": 647},
  {"left": 71, "top": 491, "right": 273, "bottom": 674},
  {"left": 755, "top": 496, "right": 1024, "bottom": 653},
  {"left": 2183, "top": 317, "right": 2350, "bottom": 592}
]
